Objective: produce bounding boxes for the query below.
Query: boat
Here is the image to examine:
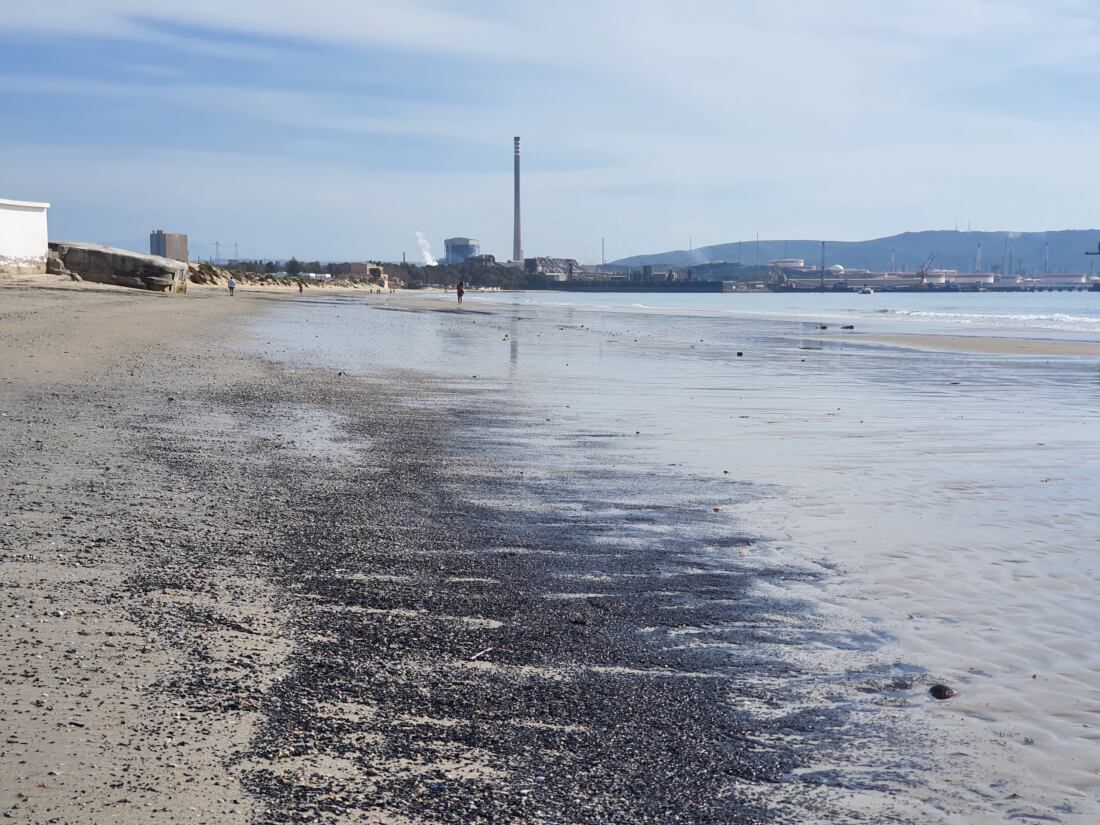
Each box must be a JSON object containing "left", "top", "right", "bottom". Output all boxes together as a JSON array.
[{"left": 859, "top": 286, "right": 874, "bottom": 295}]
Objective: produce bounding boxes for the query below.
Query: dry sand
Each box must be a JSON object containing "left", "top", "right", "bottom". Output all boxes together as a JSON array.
[{"left": 1, "top": 278, "right": 285, "bottom": 823}]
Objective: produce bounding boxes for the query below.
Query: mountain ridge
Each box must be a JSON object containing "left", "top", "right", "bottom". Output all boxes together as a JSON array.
[{"left": 611, "top": 230, "right": 1100, "bottom": 274}]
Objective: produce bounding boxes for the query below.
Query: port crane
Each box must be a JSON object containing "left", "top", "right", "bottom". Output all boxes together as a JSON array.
[
  {"left": 916, "top": 253, "right": 937, "bottom": 279},
  {"left": 1086, "top": 242, "right": 1100, "bottom": 256}
]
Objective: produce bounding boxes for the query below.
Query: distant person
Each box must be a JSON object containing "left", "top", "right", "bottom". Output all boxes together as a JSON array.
[
  {"left": 456, "top": 281, "right": 465, "bottom": 305},
  {"left": 227, "top": 275, "right": 236, "bottom": 297},
  {"left": 298, "top": 280, "right": 304, "bottom": 294}
]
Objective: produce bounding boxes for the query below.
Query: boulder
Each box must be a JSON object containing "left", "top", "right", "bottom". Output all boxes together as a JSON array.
[{"left": 49, "top": 241, "right": 189, "bottom": 293}]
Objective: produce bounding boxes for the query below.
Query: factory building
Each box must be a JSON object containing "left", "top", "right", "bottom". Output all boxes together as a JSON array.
[
  {"left": 524, "top": 257, "right": 580, "bottom": 280},
  {"left": 149, "top": 230, "right": 189, "bottom": 262},
  {"left": 444, "top": 237, "right": 480, "bottom": 265}
]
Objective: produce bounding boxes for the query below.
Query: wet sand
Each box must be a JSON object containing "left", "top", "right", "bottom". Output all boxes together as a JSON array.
[
  {"left": 835, "top": 331, "right": 1100, "bottom": 356},
  {"left": 1, "top": 283, "right": 915, "bottom": 822}
]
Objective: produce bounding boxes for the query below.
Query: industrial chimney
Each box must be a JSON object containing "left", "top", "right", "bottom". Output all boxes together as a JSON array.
[{"left": 513, "top": 136, "right": 522, "bottom": 262}]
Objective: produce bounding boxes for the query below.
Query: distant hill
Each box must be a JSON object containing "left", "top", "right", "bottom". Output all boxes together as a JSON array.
[{"left": 612, "top": 230, "right": 1100, "bottom": 275}]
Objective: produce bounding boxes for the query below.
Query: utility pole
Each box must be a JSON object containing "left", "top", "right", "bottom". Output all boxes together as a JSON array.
[
  {"left": 234, "top": 241, "right": 239, "bottom": 261},
  {"left": 755, "top": 234, "right": 759, "bottom": 267},
  {"left": 215, "top": 241, "right": 220, "bottom": 263},
  {"left": 601, "top": 237, "right": 605, "bottom": 267}
]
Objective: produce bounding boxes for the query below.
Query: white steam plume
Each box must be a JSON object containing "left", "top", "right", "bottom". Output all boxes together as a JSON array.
[{"left": 415, "top": 231, "right": 437, "bottom": 266}]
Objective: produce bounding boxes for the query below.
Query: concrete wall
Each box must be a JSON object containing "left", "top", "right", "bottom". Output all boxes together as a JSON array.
[
  {"left": 0, "top": 198, "right": 50, "bottom": 275},
  {"left": 50, "top": 241, "right": 189, "bottom": 293}
]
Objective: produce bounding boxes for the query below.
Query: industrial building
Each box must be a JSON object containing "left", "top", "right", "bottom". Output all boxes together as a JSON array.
[
  {"left": 444, "top": 237, "right": 480, "bottom": 265},
  {"left": 0, "top": 197, "right": 50, "bottom": 275},
  {"left": 524, "top": 257, "right": 580, "bottom": 280},
  {"left": 149, "top": 230, "right": 189, "bottom": 262}
]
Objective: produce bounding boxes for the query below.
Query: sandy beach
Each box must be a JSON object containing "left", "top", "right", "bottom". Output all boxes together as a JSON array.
[
  {"left": 4, "top": 281, "right": 1099, "bottom": 823},
  {"left": 1, "top": 282, "right": 862, "bottom": 823}
]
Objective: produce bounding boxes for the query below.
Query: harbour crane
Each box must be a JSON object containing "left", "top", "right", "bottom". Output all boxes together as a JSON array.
[
  {"left": 1086, "top": 242, "right": 1100, "bottom": 256},
  {"left": 917, "top": 253, "right": 937, "bottom": 278}
]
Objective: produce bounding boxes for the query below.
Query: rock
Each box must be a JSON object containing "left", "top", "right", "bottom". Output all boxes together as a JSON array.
[
  {"left": 841, "top": 325, "right": 855, "bottom": 330},
  {"left": 929, "top": 684, "right": 957, "bottom": 700}
]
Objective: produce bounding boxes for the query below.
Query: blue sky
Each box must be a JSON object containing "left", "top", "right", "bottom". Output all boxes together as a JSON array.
[{"left": 2, "top": 1, "right": 1099, "bottom": 263}]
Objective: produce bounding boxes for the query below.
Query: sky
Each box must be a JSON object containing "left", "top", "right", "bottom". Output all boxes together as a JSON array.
[{"left": 2, "top": 0, "right": 1100, "bottom": 263}]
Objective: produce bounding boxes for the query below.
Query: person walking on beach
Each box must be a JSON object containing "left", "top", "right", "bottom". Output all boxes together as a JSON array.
[
  {"left": 456, "top": 281, "right": 465, "bottom": 305},
  {"left": 227, "top": 275, "right": 236, "bottom": 297},
  {"left": 298, "top": 280, "right": 304, "bottom": 294}
]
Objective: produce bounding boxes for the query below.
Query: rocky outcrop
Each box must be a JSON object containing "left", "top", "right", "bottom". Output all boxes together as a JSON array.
[
  {"left": 49, "top": 242, "right": 189, "bottom": 293},
  {"left": 186, "top": 262, "right": 397, "bottom": 290},
  {"left": 187, "top": 263, "right": 286, "bottom": 287}
]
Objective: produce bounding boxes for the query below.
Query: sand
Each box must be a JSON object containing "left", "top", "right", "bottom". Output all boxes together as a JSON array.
[
  {"left": 1, "top": 280, "right": 281, "bottom": 823},
  {"left": 8, "top": 279, "right": 1094, "bottom": 822},
  {"left": 2, "top": 281, "right": 851, "bottom": 823},
  {"left": 836, "top": 331, "right": 1100, "bottom": 356}
]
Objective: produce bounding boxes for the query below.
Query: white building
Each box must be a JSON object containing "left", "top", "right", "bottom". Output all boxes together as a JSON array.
[{"left": 0, "top": 198, "right": 50, "bottom": 275}]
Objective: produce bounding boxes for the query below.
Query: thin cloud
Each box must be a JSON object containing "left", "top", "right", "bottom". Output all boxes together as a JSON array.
[{"left": 4, "top": 1, "right": 1100, "bottom": 259}]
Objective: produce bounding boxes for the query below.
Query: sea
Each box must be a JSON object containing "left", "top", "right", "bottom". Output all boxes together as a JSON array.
[{"left": 248, "top": 289, "right": 1100, "bottom": 823}]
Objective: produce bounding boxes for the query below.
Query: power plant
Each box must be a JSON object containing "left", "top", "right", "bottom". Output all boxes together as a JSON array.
[
  {"left": 512, "top": 136, "right": 522, "bottom": 263},
  {"left": 444, "top": 237, "right": 479, "bottom": 265}
]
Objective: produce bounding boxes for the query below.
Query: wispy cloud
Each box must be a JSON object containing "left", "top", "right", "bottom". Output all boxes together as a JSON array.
[{"left": 4, "top": 1, "right": 1100, "bottom": 260}]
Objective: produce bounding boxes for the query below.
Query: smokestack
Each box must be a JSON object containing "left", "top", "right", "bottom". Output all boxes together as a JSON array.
[{"left": 513, "top": 136, "right": 522, "bottom": 262}]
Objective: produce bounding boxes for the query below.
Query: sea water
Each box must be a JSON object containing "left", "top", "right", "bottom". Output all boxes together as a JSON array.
[{"left": 250, "top": 289, "right": 1100, "bottom": 822}]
